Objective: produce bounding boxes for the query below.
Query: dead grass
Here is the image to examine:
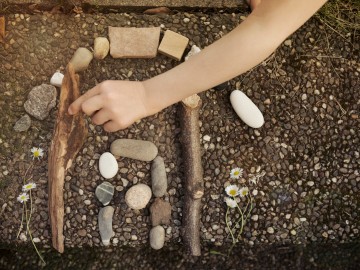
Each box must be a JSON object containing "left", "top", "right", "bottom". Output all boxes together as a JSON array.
[{"left": 316, "top": 0, "right": 360, "bottom": 36}]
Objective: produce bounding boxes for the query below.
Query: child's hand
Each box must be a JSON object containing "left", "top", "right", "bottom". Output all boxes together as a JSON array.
[{"left": 68, "top": 80, "right": 150, "bottom": 132}]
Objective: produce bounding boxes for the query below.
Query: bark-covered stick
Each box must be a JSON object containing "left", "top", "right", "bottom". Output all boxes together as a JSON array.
[
  {"left": 179, "top": 94, "right": 204, "bottom": 256},
  {"left": 48, "top": 63, "right": 87, "bottom": 253}
]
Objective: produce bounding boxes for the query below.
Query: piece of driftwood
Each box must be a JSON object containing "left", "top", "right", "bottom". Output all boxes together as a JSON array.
[
  {"left": 48, "top": 63, "right": 87, "bottom": 253},
  {"left": 179, "top": 94, "right": 204, "bottom": 256}
]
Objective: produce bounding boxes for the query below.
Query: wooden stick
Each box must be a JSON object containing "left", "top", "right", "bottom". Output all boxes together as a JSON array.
[
  {"left": 179, "top": 94, "right": 204, "bottom": 256},
  {"left": 48, "top": 63, "right": 87, "bottom": 253}
]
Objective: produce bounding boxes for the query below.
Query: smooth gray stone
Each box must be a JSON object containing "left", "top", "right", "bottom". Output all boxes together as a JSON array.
[
  {"left": 13, "top": 114, "right": 31, "bottom": 132},
  {"left": 95, "top": 181, "right": 114, "bottom": 206},
  {"left": 24, "top": 84, "right": 57, "bottom": 120},
  {"left": 70, "top": 47, "right": 93, "bottom": 72},
  {"left": 110, "top": 139, "right": 158, "bottom": 162},
  {"left": 98, "top": 206, "right": 114, "bottom": 246},
  {"left": 149, "top": 225, "right": 165, "bottom": 250},
  {"left": 151, "top": 156, "right": 167, "bottom": 197}
]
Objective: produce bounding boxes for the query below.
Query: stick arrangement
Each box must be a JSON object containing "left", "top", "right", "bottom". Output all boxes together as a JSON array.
[
  {"left": 179, "top": 94, "right": 204, "bottom": 256},
  {"left": 48, "top": 64, "right": 87, "bottom": 253}
]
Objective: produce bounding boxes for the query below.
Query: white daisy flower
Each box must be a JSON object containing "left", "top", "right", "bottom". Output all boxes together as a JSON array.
[
  {"left": 225, "top": 185, "right": 240, "bottom": 197},
  {"left": 224, "top": 197, "right": 237, "bottom": 208},
  {"left": 31, "top": 147, "right": 44, "bottom": 159},
  {"left": 230, "top": 167, "right": 243, "bottom": 179},
  {"left": 22, "top": 182, "right": 37, "bottom": 192},
  {"left": 17, "top": 193, "right": 29, "bottom": 203},
  {"left": 239, "top": 187, "right": 249, "bottom": 197}
]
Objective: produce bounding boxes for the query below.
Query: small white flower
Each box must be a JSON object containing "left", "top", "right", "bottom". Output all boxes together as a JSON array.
[
  {"left": 239, "top": 187, "right": 249, "bottom": 197},
  {"left": 17, "top": 193, "right": 29, "bottom": 203},
  {"left": 230, "top": 167, "right": 243, "bottom": 179},
  {"left": 224, "top": 197, "right": 237, "bottom": 208},
  {"left": 22, "top": 182, "right": 37, "bottom": 192},
  {"left": 31, "top": 147, "right": 44, "bottom": 159},
  {"left": 225, "top": 185, "right": 240, "bottom": 197}
]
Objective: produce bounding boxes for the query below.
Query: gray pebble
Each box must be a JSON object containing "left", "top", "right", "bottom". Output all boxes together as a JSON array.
[
  {"left": 95, "top": 181, "right": 114, "bottom": 206},
  {"left": 151, "top": 156, "right": 167, "bottom": 197},
  {"left": 110, "top": 139, "right": 158, "bottom": 161},
  {"left": 13, "top": 114, "right": 31, "bottom": 132},
  {"left": 149, "top": 225, "right": 165, "bottom": 250},
  {"left": 98, "top": 206, "right": 114, "bottom": 246},
  {"left": 24, "top": 84, "right": 57, "bottom": 120}
]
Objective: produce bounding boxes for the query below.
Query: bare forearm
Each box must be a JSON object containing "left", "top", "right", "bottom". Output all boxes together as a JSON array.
[{"left": 144, "top": 0, "right": 327, "bottom": 114}]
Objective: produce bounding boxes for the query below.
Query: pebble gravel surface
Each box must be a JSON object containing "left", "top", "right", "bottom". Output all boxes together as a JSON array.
[{"left": 0, "top": 10, "right": 359, "bottom": 252}]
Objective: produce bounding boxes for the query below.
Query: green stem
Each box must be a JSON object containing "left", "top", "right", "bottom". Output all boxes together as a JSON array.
[
  {"left": 225, "top": 207, "right": 236, "bottom": 244},
  {"left": 24, "top": 202, "right": 45, "bottom": 265},
  {"left": 236, "top": 195, "right": 254, "bottom": 241},
  {"left": 16, "top": 203, "right": 25, "bottom": 239},
  {"left": 27, "top": 190, "right": 33, "bottom": 228}
]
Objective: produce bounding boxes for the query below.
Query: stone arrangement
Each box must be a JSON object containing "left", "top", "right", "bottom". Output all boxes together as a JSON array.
[{"left": 94, "top": 139, "right": 170, "bottom": 250}]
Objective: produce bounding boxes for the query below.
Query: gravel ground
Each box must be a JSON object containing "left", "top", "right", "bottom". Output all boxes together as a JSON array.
[{"left": 0, "top": 8, "right": 359, "bottom": 265}]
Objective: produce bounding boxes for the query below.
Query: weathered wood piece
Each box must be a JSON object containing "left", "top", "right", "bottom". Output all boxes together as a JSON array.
[
  {"left": 48, "top": 63, "right": 87, "bottom": 253},
  {"left": 179, "top": 94, "right": 204, "bottom": 256}
]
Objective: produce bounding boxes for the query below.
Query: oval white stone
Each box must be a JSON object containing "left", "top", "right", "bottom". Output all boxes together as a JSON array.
[
  {"left": 99, "top": 152, "right": 118, "bottom": 179},
  {"left": 230, "top": 90, "right": 264, "bottom": 128}
]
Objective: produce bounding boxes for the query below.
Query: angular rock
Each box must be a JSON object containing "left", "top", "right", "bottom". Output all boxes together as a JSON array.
[
  {"left": 24, "top": 84, "right": 57, "bottom": 120},
  {"left": 50, "top": 72, "right": 64, "bottom": 87},
  {"left": 108, "top": 27, "right": 160, "bottom": 58},
  {"left": 149, "top": 225, "right": 165, "bottom": 250},
  {"left": 150, "top": 198, "right": 171, "bottom": 226},
  {"left": 69, "top": 47, "right": 93, "bottom": 72},
  {"left": 185, "top": 44, "right": 201, "bottom": 61},
  {"left": 230, "top": 90, "right": 264, "bottom": 128},
  {"left": 94, "top": 37, "right": 109, "bottom": 60},
  {"left": 99, "top": 152, "right": 118, "bottom": 179},
  {"left": 158, "top": 30, "right": 189, "bottom": 61},
  {"left": 98, "top": 206, "right": 114, "bottom": 246},
  {"left": 13, "top": 114, "right": 31, "bottom": 132},
  {"left": 125, "top": 184, "right": 152, "bottom": 210},
  {"left": 110, "top": 139, "right": 158, "bottom": 162},
  {"left": 151, "top": 156, "right": 167, "bottom": 197},
  {"left": 95, "top": 181, "right": 114, "bottom": 206}
]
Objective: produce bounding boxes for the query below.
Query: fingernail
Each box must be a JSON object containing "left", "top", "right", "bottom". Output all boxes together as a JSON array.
[{"left": 68, "top": 107, "right": 74, "bottom": 115}]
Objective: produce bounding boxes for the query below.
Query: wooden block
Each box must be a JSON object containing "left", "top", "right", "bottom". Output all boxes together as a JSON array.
[
  {"left": 109, "top": 27, "right": 160, "bottom": 58},
  {"left": 158, "top": 30, "right": 189, "bottom": 61}
]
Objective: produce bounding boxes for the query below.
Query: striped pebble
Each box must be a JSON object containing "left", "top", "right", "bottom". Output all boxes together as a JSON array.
[{"left": 95, "top": 181, "right": 114, "bottom": 206}]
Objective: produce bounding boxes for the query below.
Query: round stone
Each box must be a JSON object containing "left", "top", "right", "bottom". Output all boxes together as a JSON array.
[
  {"left": 149, "top": 225, "right": 165, "bottom": 250},
  {"left": 125, "top": 184, "right": 152, "bottom": 210},
  {"left": 230, "top": 90, "right": 264, "bottom": 128},
  {"left": 70, "top": 47, "right": 93, "bottom": 72},
  {"left": 94, "top": 37, "right": 110, "bottom": 60},
  {"left": 99, "top": 152, "right": 118, "bottom": 179}
]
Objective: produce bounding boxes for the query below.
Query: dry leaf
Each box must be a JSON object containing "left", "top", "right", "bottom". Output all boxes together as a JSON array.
[{"left": 0, "top": 16, "right": 5, "bottom": 43}]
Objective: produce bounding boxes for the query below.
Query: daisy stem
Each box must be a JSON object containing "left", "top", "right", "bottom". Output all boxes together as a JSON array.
[
  {"left": 225, "top": 207, "right": 236, "bottom": 244},
  {"left": 236, "top": 195, "right": 253, "bottom": 241},
  {"left": 16, "top": 203, "right": 25, "bottom": 239},
  {"left": 24, "top": 201, "right": 45, "bottom": 265},
  {"left": 23, "top": 164, "right": 34, "bottom": 185},
  {"left": 27, "top": 190, "right": 33, "bottom": 228}
]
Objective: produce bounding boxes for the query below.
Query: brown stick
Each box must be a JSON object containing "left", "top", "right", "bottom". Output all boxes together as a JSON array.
[
  {"left": 48, "top": 63, "right": 87, "bottom": 253},
  {"left": 179, "top": 94, "right": 204, "bottom": 256}
]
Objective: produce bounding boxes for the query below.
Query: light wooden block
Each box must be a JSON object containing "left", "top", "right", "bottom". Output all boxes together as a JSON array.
[{"left": 158, "top": 30, "right": 189, "bottom": 61}]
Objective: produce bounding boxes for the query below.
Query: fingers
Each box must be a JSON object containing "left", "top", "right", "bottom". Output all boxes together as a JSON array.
[
  {"left": 91, "top": 110, "right": 110, "bottom": 126},
  {"left": 103, "top": 121, "right": 120, "bottom": 133},
  {"left": 81, "top": 95, "right": 104, "bottom": 116},
  {"left": 68, "top": 85, "right": 101, "bottom": 115}
]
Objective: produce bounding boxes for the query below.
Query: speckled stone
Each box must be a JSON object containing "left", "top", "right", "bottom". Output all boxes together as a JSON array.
[
  {"left": 125, "top": 184, "right": 152, "bottom": 210},
  {"left": 24, "top": 84, "right": 57, "bottom": 120},
  {"left": 149, "top": 225, "right": 165, "bottom": 250}
]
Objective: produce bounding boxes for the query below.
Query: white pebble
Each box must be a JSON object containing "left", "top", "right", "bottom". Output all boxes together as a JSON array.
[
  {"left": 79, "top": 188, "right": 84, "bottom": 195},
  {"left": 203, "top": 135, "right": 211, "bottom": 142},
  {"left": 84, "top": 199, "right": 91, "bottom": 205},
  {"left": 267, "top": 227, "right": 274, "bottom": 234},
  {"left": 50, "top": 72, "right": 64, "bottom": 87},
  {"left": 307, "top": 181, "right": 315, "bottom": 187},
  {"left": 99, "top": 152, "right": 118, "bottom": 179},
  {"left": 33, "top": 237, "right": 41, "bottom": 243},
  {"left": 183, "top": 18, "right": 190, "bottom": 23},
  {"left": 230, "top": 90, "right": 264, "bottom": 128}
]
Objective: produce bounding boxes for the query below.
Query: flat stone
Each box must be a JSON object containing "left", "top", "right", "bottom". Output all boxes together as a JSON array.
[
  {"left": 99, "top": 152, "right": 118, "bottom": 179},
  {"left": 150, "top": 198, "right": 171, "bottom": 226},
  {"left": 94, "top": 37, "right": 109, "bottom": 60},
  {"left": 230, "top": 90, "right": 264, "bottom": 128},
  {"left": 24, "top": 84, "right": 57, "bottom": 120},
  {"left": 13, "top": 114, "right": 31, "bottom": 132},
  {"left": 151, "top": 156, "right": 167, "bottom": 197},
  {"left": 110, "top": 139, "right": 158, "bottom": 161},
  {"left": 125, "top": 184, "right": 152, "bottom": 210},
  {"left": 50, "top": 72, "right": 64, "bottom": 87},
  {"left": 149, "top": 225, "right": 165, "bottom": 250},
  {"left": 95, "top": 181, "right": 114, "bottom": 206},
  {"left": 98, "top": 206, "right": 114, "bottom": 246},
  {"left": 70, "top": 47, "right": 93, "bottom": 72},
  {"left": 158, "top": 30, "right": 189, "bottom": 61},
  {"left": 109, "top": 27, "right": 160, "bottom": 58}
]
